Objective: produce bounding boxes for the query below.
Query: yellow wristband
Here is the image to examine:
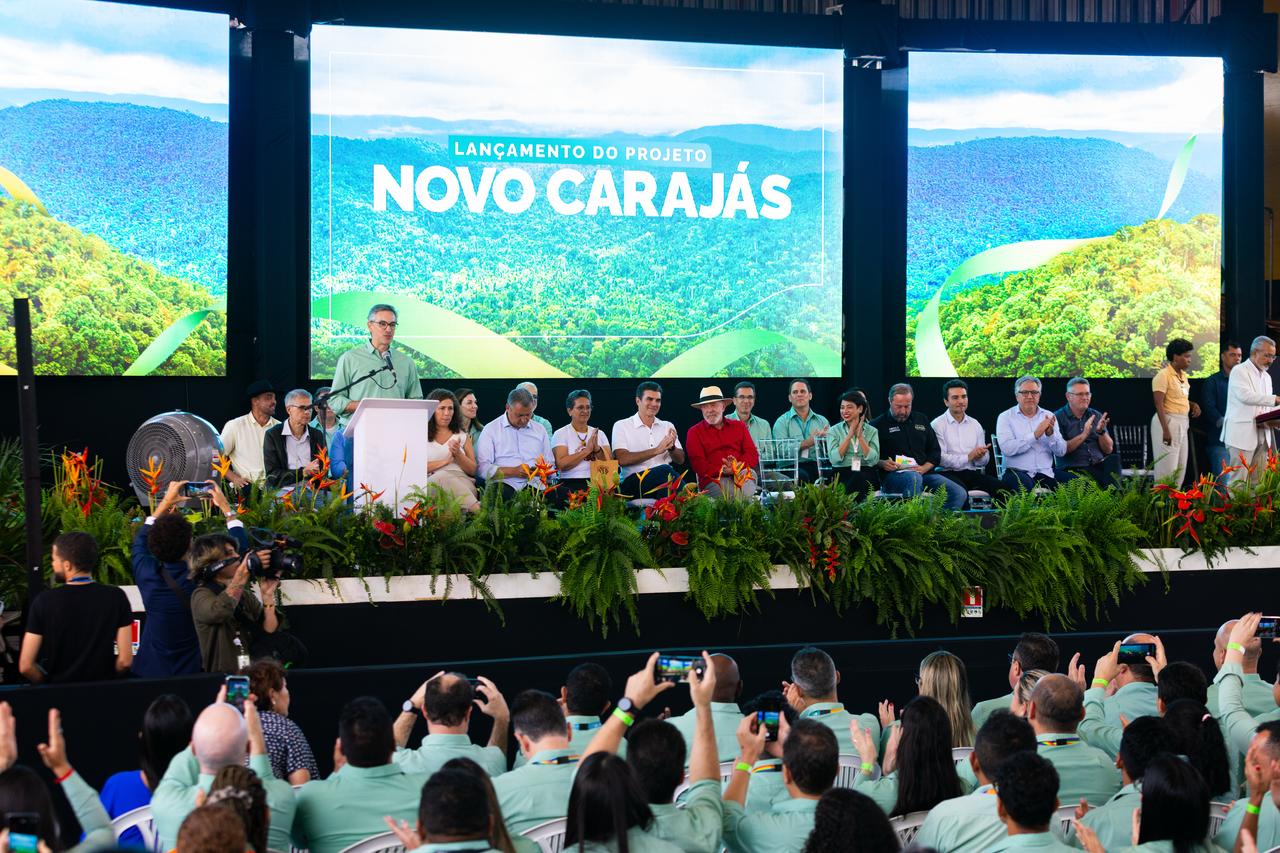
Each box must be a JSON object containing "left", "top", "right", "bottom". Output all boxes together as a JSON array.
[
  {"left": 612, "top": 708, "right": 634, "bottom": 727},
  {"left": 734, "top": 762, "right": 752, "bottom": 774},
  {"left": 860, "top": 762, "right": 874, "bottom": 773},
  {"left": 1246, "top": 803, "right": 1262, "bottom": 815},
  {"left": 1091, "top": 677, "right": 1109, "bottom": 688},
  {"left": 1228, "top": 642, "right": 1246, "bottom": 653}
]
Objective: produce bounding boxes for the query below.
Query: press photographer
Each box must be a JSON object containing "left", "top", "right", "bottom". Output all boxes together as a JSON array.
[{"left": 188, "top": 531, "right": 283, "bottom": 674}]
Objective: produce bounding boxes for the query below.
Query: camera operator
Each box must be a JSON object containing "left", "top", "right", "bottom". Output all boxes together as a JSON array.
[{"left": 188, "top": 533, "right": 279, "bottom": 674}]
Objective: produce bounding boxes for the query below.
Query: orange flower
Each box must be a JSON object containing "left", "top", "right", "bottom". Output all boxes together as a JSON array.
[
  {"left": 519, "top": 456, "right": 558, "bottom": 489},
  {"left": 334, "top": 482, "right": 354, "bottom": 502},
  {"left": 358, "top": 482, "right": 385, "bottom": 503},
  {"left": 567, "top": 489, "right": 588, "bottom": 510},
  {"left": 281, "top": 492, "right": 296, "bottom": 512},
  {"left": 402, "top": 502, "right": 426, "bottom": 528},
  {"left": 211, "top": 452, "right": 233, "bottom": 480},
  {"left": 139, "top": 456, "right": 164, "bottom": 496}
]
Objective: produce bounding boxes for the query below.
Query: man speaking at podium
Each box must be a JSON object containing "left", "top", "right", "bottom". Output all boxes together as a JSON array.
[{"left": 327, "top": 303, "right": 423, "bottom": 424}]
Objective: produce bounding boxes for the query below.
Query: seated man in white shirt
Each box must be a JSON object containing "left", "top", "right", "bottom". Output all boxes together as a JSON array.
[
  {"left": 219, "top": 380, "right": 280, "bottom": 488},
  {"left": 932, "top": 379, "right": 1009, "bottom": 502},
  {"left": 475, "top": 387, "right": 555, "bottom": 500},
  {"left": 995, "top": 375, "right": 1067, "bottom": 491},
  {"left": 612, "top": 381, "right": 686, "bottom": 498}
]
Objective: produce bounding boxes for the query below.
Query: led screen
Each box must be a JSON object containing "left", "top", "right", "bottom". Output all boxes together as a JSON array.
[
  {"left": 907, "top": 53, "right": 1223, "bottom": 379},
  {"left": 310, "top": 26, "right": 843, "bottom": 380},
  {"left": 0, "top": 0, "right": 228, "bottom": 376}
]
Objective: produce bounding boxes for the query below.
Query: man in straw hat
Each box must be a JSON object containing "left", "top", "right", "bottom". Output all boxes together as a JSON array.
[{"left": 686, "top": 386, "right": 759, "bottom": 498}]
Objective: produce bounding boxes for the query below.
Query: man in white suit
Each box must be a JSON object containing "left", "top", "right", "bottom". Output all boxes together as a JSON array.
[{"left": 1221, "top": 335, "right": 1280, "bottom": 483}]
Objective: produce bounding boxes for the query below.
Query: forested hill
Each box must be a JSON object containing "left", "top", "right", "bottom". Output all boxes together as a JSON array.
[
  {"left": 908, "top": 136, "right": 1220, "bottom": 304},
  {"left": 0, "top": 197, "right": 224, "bottom": 375},
  {"left": 0, "top": 99, "right": 227, "bottom": 293}
]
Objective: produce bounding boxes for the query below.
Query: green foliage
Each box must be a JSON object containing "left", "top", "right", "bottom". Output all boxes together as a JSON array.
[
  {"left": 555, "top": 488, "right": 653, "bottom": 635},
  {"left": 470, "top": 483, "right": 561, "bottom": 577},
  {"left": 678, "top": 495, "right": 775, "bottom": 620}
]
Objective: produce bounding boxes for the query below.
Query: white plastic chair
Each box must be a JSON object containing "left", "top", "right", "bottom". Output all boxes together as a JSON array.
[
  {"left": 111, "top": 805, "right": 160, "bottom": 853},
  {"left": 523, "top": 817, "right": 567, "bottom": 853},
  {"left": 337, "top": 832, "right": 404, "bottom": 853},
  {"left": 673, "top": 760, "right": 736, "bottom": 802},
  {"left": 950, "top": 746, "right": 973, "bottom": 768},
  {"left": 890, "top": 810, "right": 930, "bottom": 846},
  {"left": 835, "top": 753, "right": 880, "bottom": 787},
  {"left": 1209, "top": 800, "right": 1233, "bottom": 837},
  {"left": 1053, "top": 804, "right": 1078, "bottom": 836}
]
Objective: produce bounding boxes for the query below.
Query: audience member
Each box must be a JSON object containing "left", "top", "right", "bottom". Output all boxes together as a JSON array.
[
  {"left": 1222, "top": 335, "right": 1280, "bottom": 485},
  {"left": 1053, "top": 377, "right": 1120, "bottom": 488},
  {"left": 328, "top": 303, "right": 424, "bottom": 426},
  {"left": 493, "top": 689, "right": 579, "bottom": 834},
  {"left": 1209, "top": 617, "right": 1278, "bottom": 718},
  {"left": 292, "top": 697, "right": 424, "bottom": 853},
  {"left": 726, "top": 382, "right": 773, "bottom": 455},
  {"left": 800, "top": 788, "right": 899, "bottom": 853},
  {"left": 309, "top": 386, "right": 348, "bottom": 480},
  {"left": 972, "top": 632, "right": 1060, "bottom": 729},
  {"left": 1221, "top": 720, "right": 1280, "bottom": 852},
  {"left": 996, "top": 375, "right": 1066, "bottom": 491},
  {"left": 1093, "top": 634, "right": 1161, "bottom": 726},
  {"left": 263, "top": 388, "right": 326, "bottom": 489},
  {"left": 552, "top": 390, "right": 614, "bottom": 495},
  {"left": 723, "top": 716, "right": 838, "bottom": 853},
  {"left": 920, "top": 650, "right": 976, "bottom": 748},
  {"left": 851, "top": 695, "right": 963, "bottom": 816},
  {"left": 1026, "top": 674, "right": 1122, "bottom": 806},
  {"left": 783, "top": 646, "right": 880, "bottom": 753},
  {"left": 613, "top": 381, "right": 686, "bottom": 497},
  {"left": 667, "top": 653, "right": 743, "bottom": 763},
  {"left": 438, "top": 757, "right": 528, "bottom": 853},
  {"left": 20, "top": 531, "right": 133, "bottom": 684},
  {"left": 932, "top": 379, "right": 1009, "bottom": 501},
  {"left": 989, "top": 751, "right": 1073, "bottom": 852},
  {"left": 205, "top": 764, "right": 270, "bottom": 853},
  {"left": 826, "top": 389, "right": 880, "bottom": 498},
  {"left": 1200, "top": 341, "right": 1243, "bottom": 477},
  {"left": 132, "top": 480, "right": 241, "bottom": 677},
  {"left": 220, "top": 379, "right": 280, "bottom": 487},
  {"left": 177, "top": 804, "right": 248, "bottom": 853},
  {"left": 97, "top": 694, "right": 194, "bottom": 845},
  {"left": 476, "top": 387, "right": 556, "bottom": 499},
  {"left": 394, "top": 672, "right": 510, "bottom": 777},
  {"left": 516, "top": 381, "right": 555, "bottom": 438},
  {"left": 1078, "top": 643, "right": 1197, "bottom": 759},
  {"left": 1073, "top": 715, "right": 1172, "bottom": 850},
  {"left": 772, "top": 379, "right": 830, "bottom": 483},
  {"left": 425, "top": 388, "right": 480, "bottom": 511},
  {"left": 1164, "top": 698, "right": 1232, "bottom": 800},
  {"left": 153, "top": 692, "right": 295, "bottom": 852},
  {"left": 916, "top": 710, "right": 1038, "bottom": 853},
  {"left": 456, "top": 387, "right": 485, "bottom": 448},
  {"left": 386, "top": 768, "right": 504, "bottom": 853},
  {"left": 869, "top": 383, "right": 966, "bottom": 509},
  {"left": 566, "top": 752, "right": 682, "bottom": 852},
  {"left": 1079, "top": 754, "right": 1214, "bottom": 853},
  {"left": 1010, "top": 669, "right": 1050, "bottom": 720},
  {"left": 249, "top": 658, "right": 319, "bottom": 784},
  {"left": 1152, "top": 339, "right": 1201, "bottom": 486},
  {"left": 686, "top": 386, "right": 759, "bottom": 498},
  {"left": 1213, "top": 614, "right": 1280, "bottom": 782},
  {"left": 188, "top": 532, "right": 278, "bottom": 674},
  {"left": 740, "top": 691, "right": 797, "bottom": 814}
]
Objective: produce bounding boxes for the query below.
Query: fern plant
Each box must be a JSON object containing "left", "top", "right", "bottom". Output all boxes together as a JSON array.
[
  {"left": 681, "top": 495, "right": 774, "bottom": 620},
  {"left": 555, "top": 487, "right": 653, "bottom": 635}
]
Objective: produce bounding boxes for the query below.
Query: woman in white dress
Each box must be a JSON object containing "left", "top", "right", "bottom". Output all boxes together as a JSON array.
[
  {"left": 552, "top": 389, "right": 614, "bottom": 495},
  {"left": 425, "top": 388, "right": 480, "bottom": 511}
]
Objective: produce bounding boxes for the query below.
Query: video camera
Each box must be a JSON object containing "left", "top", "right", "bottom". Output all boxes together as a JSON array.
[{"left": 244, "top": 528, "right": 303, "bottom": 580}]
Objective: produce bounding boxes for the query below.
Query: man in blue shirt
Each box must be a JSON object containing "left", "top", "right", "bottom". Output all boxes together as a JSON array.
[
  {"left": 1201, "top": 341, "right": 1243, "bottom": 478},
  {"left": 1052, "top": 377, "right": 1120, "bottom": 489},
  {"left": 475, "top": 387, "right": 555, "bottom": 500}
]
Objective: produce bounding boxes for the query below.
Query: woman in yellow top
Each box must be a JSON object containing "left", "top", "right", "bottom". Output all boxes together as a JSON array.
[{"left": 1151, "top": 338, "right": 1201, "bottom": 485}]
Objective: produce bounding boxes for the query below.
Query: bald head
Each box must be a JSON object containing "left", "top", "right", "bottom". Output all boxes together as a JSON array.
[
  {"left": 709, "top": 654, "right": 742, "bottom": 703},
  {"left": 1215, "top": 620, "right": 1261, "bottom": 671},
  {"left": 191, "top": 704, "right": 247, "bottom": 774},
  {"left": 1028, "top": 674, "right": 1084, "bottom": 734}
]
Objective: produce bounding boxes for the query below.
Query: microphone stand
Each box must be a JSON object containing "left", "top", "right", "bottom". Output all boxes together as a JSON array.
[{"left": 313, "top": 362, "right": 392, "bottom": 495}]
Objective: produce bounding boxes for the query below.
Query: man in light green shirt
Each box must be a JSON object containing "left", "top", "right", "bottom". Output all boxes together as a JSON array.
[
  {"left": 393, "top": 672, "right": 510, "bottom": 777},
  {"left": 1027, "top": 675, "right": 1122, "bottom": 807},
  {"left": 153, "top": 700, "right": 296, "bottom": 852},
  {"left": 784, "top": 646, "right": 879, "bottom": 755},
  {"left": 1074, "top": 716, "right": 1170, "bottom": 850},
  {"left": 772, "top": 380, "right": 830, "bottom": 481},
  {"left": 1208, "top": 618, "right": 1278, "bottom": 718},
  {"left": 916, "top": 710, "right": 1037, "bottom": 853},
  {"left": 722, "top": 715, "right": 835, "bottom": 853},
  {"left": 328, "top": 303, "right": 423, "bottom": 425},
  {"left": 402, "top": 768, "right": 503, "bottom": 853},
  {"left": 293, "top": 697, "right": 428, "bottom": 853},
  {"left": 973, "top": 632, "right": 1060, "bottom": 731},
  {"left": 515, "top": 662, "right": 625, "bottom": 769},
  {"left": 1097, "top": 633, "right": 1160, "bottom": 726},
  {"left": 726, "top": 382, "right": 773, "bottom": 455},
  {"left": 493, "top": 689, "right": 580, "bottom": 834},
  {"left": 988, "top": 752, "right": 1076, "bottom": 852},
  {"left": 668, "top": 654, "right": 744, "bottom": 764}
]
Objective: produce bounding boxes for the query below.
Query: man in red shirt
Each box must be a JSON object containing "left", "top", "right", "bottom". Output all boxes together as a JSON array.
[{"left": 685, "top": 386, "right": 759, "bottom": 498}]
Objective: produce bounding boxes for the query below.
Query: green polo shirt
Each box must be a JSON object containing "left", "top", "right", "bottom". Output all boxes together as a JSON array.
[
  {"left": 972, "top": 693, "right": 1016, "bottom": 730},
  {"left": 726, "top": 412, "right": 772, "bottom": 453},
  {"left": 1104, "top": 681, "right": 1159, "bottom": 727},
  {"left": 152, "top": 747, "right": 296, "bottom": 853},
  {"left": 1035, "top": 732, "right": 1122, "bottom": 807},
  {"left": 493, "top": 747, "right": 580, "bottom": 834},
  {"left": 1213, "top": 660, "right": 1280, "bottom": 798},
  {"left": 411, "top": 843, "right": 502, "bottom": 853},
  {"left": 826, "top": 420, "right": 881, "bottom": 467},
  {"left": 722, "top": 796, "right": 818, "bottom": 853},
  {"left": 292, "top": 762, "right": 427, "bottom": 853},
  {"left": 668, "top": 703, "right": 744, "bottom": 764},
  {"left": 799, "top": 702, "right": 880, "bottom": 755},
  {"left": 743, "top": 759, "right": 788, "bottom": 813},
  {"left": 853, "top": 771, "right": 898, "bottom": 814},
  {"left": 1078, "top": 686, "right": 1123, "bottom": 759},
  {"left": 579, "top": 827, "right": 684, "bottom": 852},
  {"left": 394, "top": 732, "right": 507, "bottom": 777},
  {"left": 1110, "top": 843, "right": 1225, "bottom": 853},
  {"left": 987, "top": 832, "right": 1077, "bottom": 852},
  {"left": 649, "top": 779, "right": 723, "bottom": 853},
  {"left": 531, "top": 414, "right": 553, "bottom": 439},
  {"left": 1216, "top": 795, "right": 1280, "bottom": 851},
  {"left": 1209, "top": 672, "right": 1277, "bottom": 719},
  {"left": 514, "top": 716, "right": 618, "bottom": 768},
  {"left": 772, "top": 409, "right": 831, "bottom": 460},
  {"left": 329, "top": 341, "right": 423, "bottom": 424},
  {"left": 916, "top": 784, "right": 1006, "bottom": 853},
  {"left": 1075, "top": 782, "right": 1139, "bottom": 851}
]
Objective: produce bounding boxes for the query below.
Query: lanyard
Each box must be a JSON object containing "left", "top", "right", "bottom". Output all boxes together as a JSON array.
[
  {"left": 65, "top": 577, "right": 92, "bottom": 585},
  {"left": 752, "top": 763, "right": 782, "bottom": 774},
  {"left": 805, "top": 705, "right": 844, "bottom": 718},
  {"left": 531, "top": 755, "right": 580, "bottom": 766},
  {"left": 1039, "top": 737, "right": 1080, "bottom": 748},
  {"left": 570, "top": 721, "right": 601, "bottom": 731}
]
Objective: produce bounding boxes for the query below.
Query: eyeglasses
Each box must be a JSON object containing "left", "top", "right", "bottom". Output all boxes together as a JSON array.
[
  {"left": 1067, "top": 391, "right": 1092, "bottom": 397},
  {"left": 1016, "top": 390, "right": 1041, "bottom": 396},
  {"left": 371, "top": 320, "right": 399, "bottom": 330}
]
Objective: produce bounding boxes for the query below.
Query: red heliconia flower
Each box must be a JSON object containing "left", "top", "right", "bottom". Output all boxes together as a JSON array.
[{"left": 670, "top": 531, "right": 689, "bottom": 546}]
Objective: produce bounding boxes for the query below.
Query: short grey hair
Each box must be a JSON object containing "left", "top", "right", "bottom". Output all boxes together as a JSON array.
[
  {"left": 1014, "top": 375, "right": 1042, "bottom": 394},
  {"left": 887, "top": 382, "right": 914, "bottom": 401},
  {"left": 367, "top": 303, "right": 398, "bottom": 321},
  {"left": 284, "top": 388, "right": 312, "bottom": 407},
  {"left": 507, "top": 387, "right": 534, "bottom": 408},
  {"left": 1065, "top": 377, "right": 1090, "bottom": 392},
  {"left": 518, "top": 381, "right": 538, "bottom": 394},
  {"left": 790, "top": 646, "right": 837, "bottom": 698},
  {"left": 1250, "top": 335, "right": 1276, "bottom": 354}
]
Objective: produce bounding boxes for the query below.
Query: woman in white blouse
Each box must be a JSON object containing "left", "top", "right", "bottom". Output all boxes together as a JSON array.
[
  {"left": 425, "top": 388, "right": 479, "bottom": 511},
  {"left": 552, "top": 390, "right": 614, "bottom": 495}
]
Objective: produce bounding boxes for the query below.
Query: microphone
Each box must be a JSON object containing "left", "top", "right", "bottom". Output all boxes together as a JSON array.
[{"left": 383, "top": 350, "right": 397, "bottom": 383}]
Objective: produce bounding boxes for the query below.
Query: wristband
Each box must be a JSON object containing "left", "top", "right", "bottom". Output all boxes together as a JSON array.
[
  {"left": 1228, "top": 642, "right": 1245, "bottom": 653},
  {"left": 1246, "top": 803, "right": 1262, "bottom": 815},
  {"left": 1091, "top": 677, "right": 1109, "bottom": 688},
  {"left": 734, "top": 762, "right": 752, "bottom": 774},
  {"left": 860, "top": 762, "right": 874, "bottom": 773},
  {"left": 611, "top": 708, "right": 634, "bottom": 727},
  {"left": 53, "top": 768, "right": 73, "bottom": 784}
]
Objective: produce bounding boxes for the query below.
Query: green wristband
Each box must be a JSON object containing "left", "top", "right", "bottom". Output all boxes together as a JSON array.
[
  {"left": 1246, "top": 803, "right": 1261, "bottom": 815},
  {"left": 1091, "top": 677, "right": 1109, "bottom": 688},
  {"left": 734, "top": 762, "right": 752, "bottom": 774},
  {"left": 1228, "top": 642, "right": 1246, "bottom": 653},
  {"left": 611, "top": 708, "right": 634, "bottom": 727},
  {"left": 860, "top": 762, "right": 874, "bottom": 773}
]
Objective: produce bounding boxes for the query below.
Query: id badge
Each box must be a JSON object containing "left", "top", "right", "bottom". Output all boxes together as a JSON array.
[
  {"left": 237, "top": 653, "right": 251, "bottom": 672},
  {"left": 850, "top": 458, "right": 861, "bottom": 472}
]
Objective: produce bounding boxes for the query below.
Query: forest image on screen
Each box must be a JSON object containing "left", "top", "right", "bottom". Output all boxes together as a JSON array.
[
  {"left": 907, "top": 53, "right": 1223, "bottom": 379},
  {"left": 310, "top": 27, "right": 843, "bottom": 380},
  {"left": 0, "top": 0, "right": 228, "bottom": 376}
]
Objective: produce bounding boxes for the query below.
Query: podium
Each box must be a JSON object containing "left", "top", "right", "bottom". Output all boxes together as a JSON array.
[{"left": 344, "top": 398, "right": 437, "bottom": 511}]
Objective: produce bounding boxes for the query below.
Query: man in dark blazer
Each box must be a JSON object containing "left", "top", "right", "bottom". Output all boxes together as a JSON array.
[{"left": 263, "top": 388, "right": 328, "bottom": 489}]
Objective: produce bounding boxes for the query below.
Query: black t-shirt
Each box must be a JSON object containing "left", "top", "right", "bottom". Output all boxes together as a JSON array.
[{"left": 26, "top": 582, "right": 133, "bottom": 683}]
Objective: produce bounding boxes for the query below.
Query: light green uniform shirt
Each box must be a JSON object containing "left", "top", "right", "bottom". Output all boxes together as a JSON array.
[
  {"left": 153, "top": 748, "right": 296, "bottom": 853},
  {"left": 394, "top": 732, "right": 507, "bottom": 777},
  {"left": 61, "top": 771, "right": 115, "bottom": 853},
  {"left": 743, "top": 760, "right": 788, "bottom": 813},
  {"left": 1104, "top": 682, "right": 1159, "bottom": 727},
  {"left": 853, "top": 771, "right": 898, "bottom": 814},
  {"left": 1079, "top": 686, "right": 1125, "bottom": 759},
  {"left": 988, "top": 832, "right": 1078, "bottom": 852},
  {"left": 1035, "top": 732, "right": 1122, "bottom": 807},
  {"left": 972, "top": 693, "right": 1016, "bottom": 730},
  {"left": 329, "top": 342, "right": 423, "bottom": 424},
  {"left": 668, "top": 702, "right": 744, "bottom": 764},
  {"left": 726, "top": 412, "right": 772, "bottom": 454},
  {"left": 578, "top": 827, "right": 684, "bottom": 852},
  {"left": 292, "top": 762, "right": 427, "bottom": 853},
  {"left": 514, "top": 716, "right": 618, "bottom": 768},
  {"left": 1209, "top": 672, "right": 1277, "bottom": 718},
  {"left": 1111, "top": 844, "right": 1225, "bottom": 853},
  {"left": 826, "top": 420, "right": 881, "bottom": 467},
  {"left": 799, "top": 702, "right": 881, "bottom": 756},
  {"left": 493, "top": 747, "right": 580, "bottom": 834},
  {"left": 1214, "top": 661, "right": 1280, "bottom": 758},
  {"left": 411, "top": 843, "right": 502, "bottom": 853},
  {"left": 772, "top": 409, "right": 831, "bottom": 460},
  {"left": 531, "top": 414, "right": 553, "bottom": 439},
  {"left": 916, "top": 784, "right": 1006, "bottom": 853},
  {"left": 722, "top": 796, "right": 817, "bottom": 853},
  {"left": 1074, "top": 782, "right": 1139, "bottom": 851},
  {"left": 649, "top": 779, "right": 724, "bottom": 853},
  {"left": 1216, "top": 795, "right": 1280, "bottom": 851}
]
